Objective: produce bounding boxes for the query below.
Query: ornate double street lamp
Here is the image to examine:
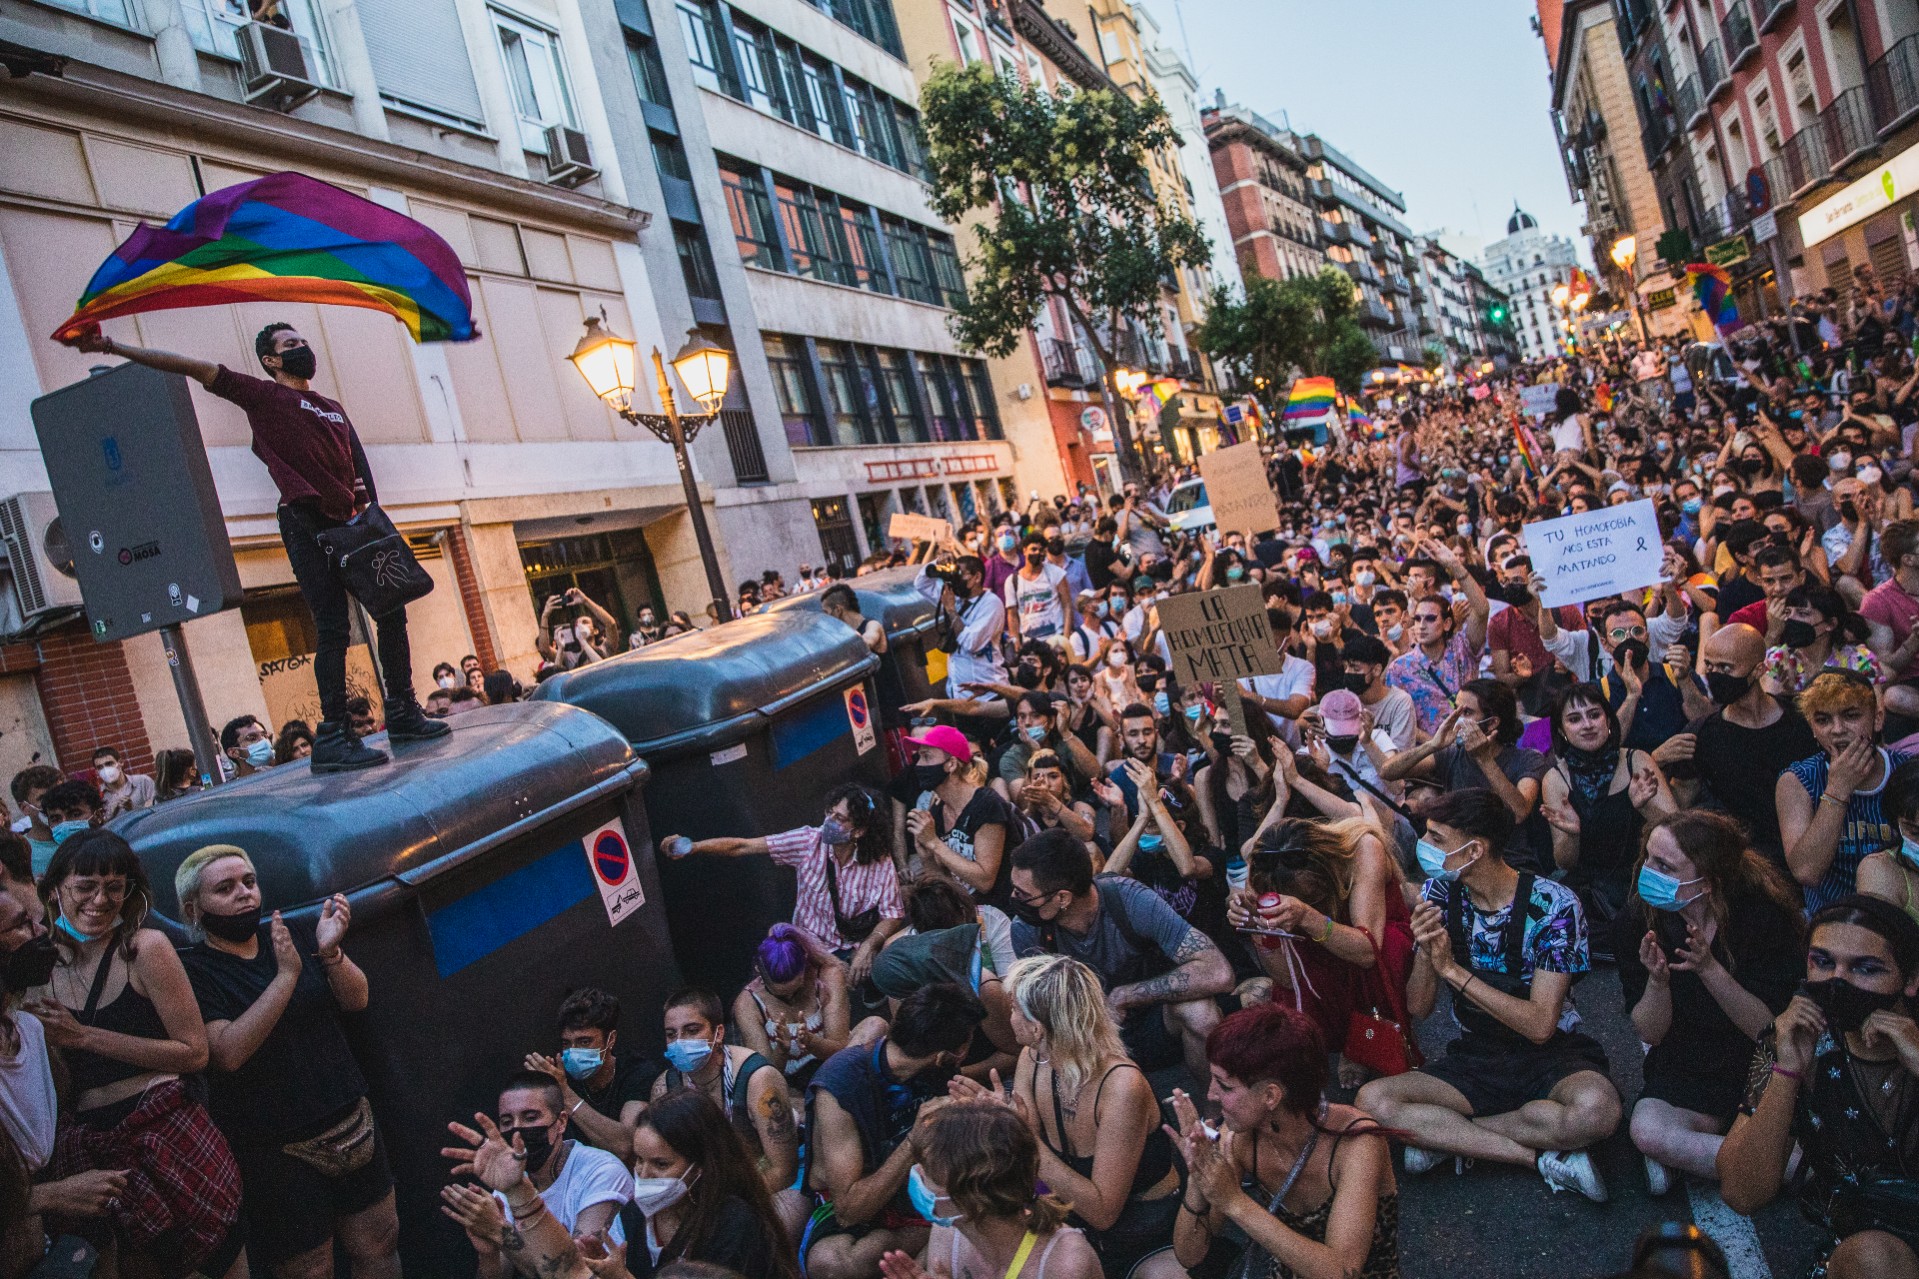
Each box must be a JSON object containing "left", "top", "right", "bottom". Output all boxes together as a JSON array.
[{"left": 570, "top": 318, "right": 734, "bottom": 623}]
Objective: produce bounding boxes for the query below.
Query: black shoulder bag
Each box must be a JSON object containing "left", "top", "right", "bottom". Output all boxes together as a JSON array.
[
  {"left": 314, "top": 504, "right": 434, "bottom": 616},
  {"left": 823, "top": 853, "right": 881, "bottom": 945}
]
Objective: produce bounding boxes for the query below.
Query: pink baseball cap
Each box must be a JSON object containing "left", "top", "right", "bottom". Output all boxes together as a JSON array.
[
  {"left": 902, "top": 724, "right": 975, "bottom": 762},
  {"left": 1319, "top": 690, "right": 1364, "bottom": 736}
]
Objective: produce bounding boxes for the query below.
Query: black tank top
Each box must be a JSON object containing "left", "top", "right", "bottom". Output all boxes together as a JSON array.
[
  {"left": 62, "top": 947, "right": 172, "bottom": 1097},
  {"left": 1035, "top": 1061, "right": 1176, "bottom": 1195}
]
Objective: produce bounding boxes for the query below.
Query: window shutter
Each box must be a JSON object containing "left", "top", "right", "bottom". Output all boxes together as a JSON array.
[{"left": 358, "top": 0, "right": 487, "bottom": 127}]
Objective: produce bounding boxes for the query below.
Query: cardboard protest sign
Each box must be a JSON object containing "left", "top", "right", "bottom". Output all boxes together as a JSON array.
[
  {"left": 1196, "top": 442, "right": 1280, "bottom": 539},
  {"left": 887, "top": 511, "right": 953, "bottom": 544},
  {"left": 1522, "top": 498, "right": 1665, "bottom": 608},
  {"left": 1518, "top": 383, "right": 1561, "bottom": 418},
  {"left": 1156, "top": 585, "right": 1285, "bottom": 733}
]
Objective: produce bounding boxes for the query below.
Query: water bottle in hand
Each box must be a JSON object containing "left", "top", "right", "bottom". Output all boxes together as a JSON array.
[{"left": 663, "top": 835, "right": 693, "bottom": 859}]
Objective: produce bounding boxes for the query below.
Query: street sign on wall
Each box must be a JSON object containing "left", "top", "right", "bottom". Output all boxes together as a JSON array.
[
  {"left": 1704, "top": 235, "right": 1751, "bottom": 267},
  {"left": 1647, "top": 287, "right": 1678, "bottom": 311}
]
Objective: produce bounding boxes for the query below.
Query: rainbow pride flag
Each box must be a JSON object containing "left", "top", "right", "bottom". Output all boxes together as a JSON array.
[
  {"left": 55, "top": 172, "right": 475, "bottom": 344},
  {"left": 1685, "top": 261, "right": 1740, "bottom": 334},
  {"left": 1284, "top": 376, "right": 1336, "bottom": 421},
  {"left": 1143, "top": 378, "right": 1182, "bottom": 412},
  {"left": 1348, "top": 399, "right": 1373, "bottom": 432},
  {"left": 1513, "top": 418, "right": 1543, "bottom": 476}
]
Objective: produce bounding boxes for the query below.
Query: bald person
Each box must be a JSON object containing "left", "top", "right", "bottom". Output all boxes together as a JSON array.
[{"left": 1657, "top": 623, "right": 1816, "bottom": 871}]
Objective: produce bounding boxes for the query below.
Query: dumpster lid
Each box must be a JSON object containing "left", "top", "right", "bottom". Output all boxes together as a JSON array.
[
  {"left": 115, "top": 702, "right": 642, "bottom": 917},
  {"left": 764, "top": 565, "right": 938, "bottom": 644},
  {"left": 529, "top": 608, "right": 878, "bottom": 755}
]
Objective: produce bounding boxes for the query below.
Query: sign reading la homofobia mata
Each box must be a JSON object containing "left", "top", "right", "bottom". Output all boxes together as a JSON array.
[{"left": 1156, "top": 584, "right": 1285, "bottom": 734}]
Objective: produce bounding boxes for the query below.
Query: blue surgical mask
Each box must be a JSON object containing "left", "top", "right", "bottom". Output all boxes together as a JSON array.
[
  {"left": 908, "top": 1165, "right": 960, "bottom": 1227},
  {"left": 1416, "top": 837, "right": 1472, "bottom": 881},
  {"left": 1903, "top": 834, "right": 1919, "bottom": 867},
  {"left": 245, "top": 739, "right": 273, "bottom": 768},
  {"left": 1682, "top": 497, "right": 1702, "bottom": 515},
  {"left": 50, "top": 820, "right": 89, "bottom": 846},
  {"left": 54, "top": 914, "right": 106, "bottom": 944},
  {"left": 1636, "top": 865, "right": 1706, "bottom": 912},
  {"left": 1024, "top": 724, "right": 1047, "bottom": 742},
  {"left": 664, "top": 1038, "right": 714, "bottom": 1073},
  {"left": 1225, "top": 566, "right": 1245, "bottom": 582},
  {"left": 561, "top": 1047, "right": 605, "bottom": 1079},
  {"left": 1153, "top": 691, "right": 1170, "bottom": 716},
  {"left": 1138, "top": 833, "right": 1164, "bottom": 853},
  {"left": 1183, "top": 705, "right": 1204, "bottom": 723}
]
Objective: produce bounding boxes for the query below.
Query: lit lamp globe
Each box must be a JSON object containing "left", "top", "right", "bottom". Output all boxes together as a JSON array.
[
  {"left": 671, "top": 329, "right": 733, "bottom": 412},
  {"left": 1551, "top": 284, "right": 1572, "bottom": 308},
  {"left": 1610, "top": 235, "right": 1637, "bottom": 273},
  {"left": 569, "top": 315, "right": 638, "bottom": 413}
]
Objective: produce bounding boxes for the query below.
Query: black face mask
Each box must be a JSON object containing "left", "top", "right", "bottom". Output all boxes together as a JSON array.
[
  {"left": 1802, "top": 977, "right": 1902, "bottom": 1034},
  {"left": 1738, "top": 456, "right": 1767, "bottom": 476},
  {"left": 1327, "top": 733, "right": 1360, "bottom": 755},
  {"left": 200, "top": 904, "right": 263, "bottom": 944},
  {"left": 274, "top": 345, "right": 317, "bottom": 380},
  {"left": 1503, "top": 583, "right": 1533, "bottom": 607},
  {"left": 1, "top": 932, "right": 58, "bottom": 993},
  {"left": 506, "top": 1125, "right": 556, "bottom": 1171},
  {"left": 1705, "top": 671, "right": 1752, "bottom": 706},
  {"left": 1780, "top": 619, "right": 1820, "bottom": 650},
  {"left": 1612, "top": 639, "right": 1650, "bottom": 671},
  {"left": 914, "top": 762, "right": 950, "bottom": 792}
]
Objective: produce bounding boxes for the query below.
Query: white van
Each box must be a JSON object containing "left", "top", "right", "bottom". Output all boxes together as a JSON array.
[{"left": 1164, "top": 478, "right": 1213, "bottom": 534}]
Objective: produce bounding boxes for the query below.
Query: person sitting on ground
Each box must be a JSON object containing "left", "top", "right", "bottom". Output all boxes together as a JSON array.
[
  {"left": 1762, "top": 582, "right": 1884, "bottom": 695},
  {"left": 89, "top": 746, "right": 154, "bottom": 822},
  {"left": 902, "top": 727, "right": 1014, "bottom": 908},
  {"left": 174, "top": 843, "right": 400, "bottom": 1279},
  {"left": 1616, "top": 812, "right": 1804, "bottom": 1197},
  {"left": 651, "top": 989, "right": 805, "bottom": 1239},
  {"left": 868, "top": 924, "right": 1020, "bottom": 1083},
  {"left": 523, "top": 986, "right": 661, "bottom": 1163},
  {"left": 1776, "top": 670, "right": 1912, "bottom": 913},
  {"left": 1357, "top": 789, "right": 1621, "bottom": 1204},
  {"left": 803, "top": 983, "right": 985, "bottom": 1279},
  {"left": 1009, "top": 828, "right": 1234, "bottom": 1082},
  {"left": 273, "top": 720, "right": 315, "bottom": 766},
  {"left": 1166, "top": 1003, "right": 1400, "bottom": 1279},
  {"left": 898, "top": 876, "right": 1018, "bottom": 977},
  {"left": 1716, "top": 895, "right": 1919, "bottom": 1279},
  {"left": 732, "top": 925, "right": 852, "bottom": 1088},
  {"left": 874, "top": 1098, "right": 1101, "bottom": 1279}
]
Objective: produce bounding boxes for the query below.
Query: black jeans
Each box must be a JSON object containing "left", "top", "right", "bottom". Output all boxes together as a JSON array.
[{"left": 278, "top": 501, "right": 415, "bottom": 724}]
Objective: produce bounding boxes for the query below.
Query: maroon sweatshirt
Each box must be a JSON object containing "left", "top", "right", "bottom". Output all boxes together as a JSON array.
[{"left": 208, "top": 366, "right": 374, "bottom": 522}]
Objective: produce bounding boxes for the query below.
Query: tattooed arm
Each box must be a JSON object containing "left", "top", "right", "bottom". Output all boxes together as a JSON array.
[
  {"left": 749, "top": 1063, "right": 800, "bottom": 1190},
  {"left": 1109, "top": 926, "right": 1233, "bottom": 1014}
]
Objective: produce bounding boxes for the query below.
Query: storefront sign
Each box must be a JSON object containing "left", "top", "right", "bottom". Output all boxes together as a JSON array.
[
  {"left": 1079, "top": 405, "right": 1106, "bottom": 431},
  {"left": 1647, "top": 287, "right": 1677, "bottom": 311},
  {"left": 1705, "top": 234, "right": 1751, "bottom": 267},
  {"left": 1799, "top": 139, "right": 1919, "bottom": 248}
]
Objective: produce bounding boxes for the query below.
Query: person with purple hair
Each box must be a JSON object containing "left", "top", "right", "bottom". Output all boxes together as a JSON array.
[{"left": 733, "top": 923, "right": 851, "bottom": 1087}]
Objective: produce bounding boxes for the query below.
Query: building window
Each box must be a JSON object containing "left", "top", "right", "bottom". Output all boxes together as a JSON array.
[
  {"left": 651, "top": 131, "right": 693, "bottom": 181},
  {"left": 811, "top": 497, "right": 862, "bottom": 576},
  {"left": 719, "top": 162, "right": 781, "bottom": 268},
  {"left": 627, "top": 35, "right": 672, "bottom": 105},
  {"left": 494, "top": 10, "right": 579, "bottom": 153},
  {"left": 873, "top": 348, "right": 925, "bottom": 441},
  {"left": 835, "top": 201, "right": 891, "bottom": 294},
  {"left": 776, "top": 183, "right": 858, "bottom": 286},
  {"left": 764, "top": 335, "right": 822, "bottom": 445},
  {"left": 41, "top": 0, "right": 135, "bottom": 23},
  {"left": 951, "top": 14, "right": 982, "bottom": 63},
  {"left": 916, "top": 353, "right": 961, "bottom": 440},
  {"left": 815, "top": 341, "right": 872, "bottom": 446},
  {"left": 678, "top": 0, "right": 731, "bottom": 93},
  {"left": 803, "top": 60, "right": 855, "bottom": 147},
  {"left": 673, "top": 223, "right": 722, "bottom": 300},
  {"left": 181, "top": 0, "right": 337, "bottom": 86},
  {"left": 732, "top": 20, "right": 777, "bottom": 111}
]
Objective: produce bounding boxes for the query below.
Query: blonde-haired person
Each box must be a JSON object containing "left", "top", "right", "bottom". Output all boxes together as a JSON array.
[
  {"left": 1776, "top": 669, "right": 1913, "bottom": 912},
  {"left": 173, "top": 844, "right": 400, "bottom": 1279},
  {"left": 951, "top": 955, "right": 1179, "bottom": 1279},
  {"left": 877, "top": 1099, "right": 1101, "bottom": 1279}
]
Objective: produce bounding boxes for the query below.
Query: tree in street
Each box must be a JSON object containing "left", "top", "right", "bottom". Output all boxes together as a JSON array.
[
  {"left": 1194, "top": 270, "right": 1377, "bottom": 422},
  {"left": 919, "top": 62, "right": 1211, "bottom": 481}
]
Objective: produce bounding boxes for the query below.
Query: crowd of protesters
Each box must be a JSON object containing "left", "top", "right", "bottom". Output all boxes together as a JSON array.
[{"left": 8, "top": 281, "right": 1919, "bottom": 1279}]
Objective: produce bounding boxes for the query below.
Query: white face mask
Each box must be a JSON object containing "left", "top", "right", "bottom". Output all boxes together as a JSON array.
[
  {"left": 630, "top": 1168, "right": 696, "bottom": 1215},
  {"left": 96, "top": 764, "right": 122, "bottom": 786}
]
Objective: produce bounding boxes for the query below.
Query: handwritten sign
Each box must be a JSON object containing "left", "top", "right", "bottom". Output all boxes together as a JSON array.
[
  {"left": 1156, "top": 586, "right": 1285, "bottom": 734},
  {"left": 1522, "top": 499, "right": 1665, "bottom": 608},
  {"left": 1518, "top": 383, "right": 1561, "bottom": 418},
  {"left": 1197, "top": 442, "right": 1280, "bottom": 540},
  {"left": 887, "top": 511, "right": 953, "bottom": 544}
]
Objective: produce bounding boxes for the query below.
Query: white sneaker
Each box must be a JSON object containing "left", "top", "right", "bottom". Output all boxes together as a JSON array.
[
  {"left": 1537, "top": 1149, "right": 1608, "bottom": 1202},
  {"left": 1644, "top": 1155, "right": 1672, "bottom": 1196},
  {"left": 1402, "top": 1145, "right": 1446, "bottom": 1174}
]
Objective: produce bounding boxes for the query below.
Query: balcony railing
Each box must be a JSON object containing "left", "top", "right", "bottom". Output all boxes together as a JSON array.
[
  {"left": 1384, "top": 270, "right": 1412, "bottom": 295},
  {"left": 1823, "top": 84, "right": 1877, "bottom": 168},
  {"left": 1755, "top": 0, "right": 1794, "bottom": 34},
  {"left": 1699, "top": 39, "right": 1730, "bottom": 100},
  {"left": 1675, "top": 75, "right": 1705, "bottom": 130},
  {"left": 1699, "top": 188, "right": 1753, "bottom": 243},
  {"left": 1722, "top": 1, "right": 1757, "bottom": 70},
  {"left": 1778, "top": 118, "right": 1831, "bottom": 196},
  {"left": 1042, "top": 339, "right": 1098, "bottom": 389},
  {"left": 1358, "top": 300, "right": 1394, "bottom": 328},
  {"left": 1868, "top": 32, "right": 1919, "bottom": 136},
  {"left": 1642, "top": 109, "right": 1675, "bottom": 162}
]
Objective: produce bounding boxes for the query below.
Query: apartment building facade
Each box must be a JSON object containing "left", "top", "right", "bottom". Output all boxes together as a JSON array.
[
  {"left": 0, "top": 0, "right": 861, "bottom": 779},
  {"left": 1202, "top": 100, "right": 1327, "bottom": 284}
]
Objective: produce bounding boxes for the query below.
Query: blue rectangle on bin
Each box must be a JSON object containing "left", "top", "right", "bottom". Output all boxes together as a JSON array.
[
  {"left": 426, "top": 839, "right": 593, "bottom": 977},
  {"left": 771, "top": 695, "right": 850, "bottom": 769}
]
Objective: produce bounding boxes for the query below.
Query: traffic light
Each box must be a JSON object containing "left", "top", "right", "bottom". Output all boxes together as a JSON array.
[{"left": 1489, "top": 302, "right": 1508, "bottom": 325}]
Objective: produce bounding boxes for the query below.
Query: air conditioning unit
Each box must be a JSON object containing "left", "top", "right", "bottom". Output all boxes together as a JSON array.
[
  {"left": 544, "top": 125, "right": 598, "bottom": 187},
  {"left": 237, "top": 21, "right": 319, "bottom": 111},
  {"left": 0, "top": 492, "right": 84, "bottom": 624}
]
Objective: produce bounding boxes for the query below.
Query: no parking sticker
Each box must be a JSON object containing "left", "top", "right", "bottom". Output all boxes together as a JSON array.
[
  {"left": 585, "top": 819, "right": 645, "bottom": 927},
  {"left": 845, "top": 686, "right": 876, "bottom": 755}
]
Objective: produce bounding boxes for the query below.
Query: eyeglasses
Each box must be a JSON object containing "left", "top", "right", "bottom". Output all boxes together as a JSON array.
[
  {"left": 63, "top": 879, "right": 129, "bottom": 904},
  {"left": 1605, "top": 625, "right": 1648, "bottom": 640},
  {"left": 1008, "top": 887, "right": 1056, "bottom": 909}
]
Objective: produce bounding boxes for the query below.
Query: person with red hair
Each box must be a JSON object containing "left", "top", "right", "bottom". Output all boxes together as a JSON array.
[{"left": 1154, "top": 1004, "right": 1400, "bottom": 1279}]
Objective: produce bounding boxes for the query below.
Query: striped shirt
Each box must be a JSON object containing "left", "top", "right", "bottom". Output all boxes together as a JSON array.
[
  {"left": 1786, "top": 748, "right": 1911, "bottom": 913},
  {"left": 765, "top": 826, "right": 905, "bottom": 951}
]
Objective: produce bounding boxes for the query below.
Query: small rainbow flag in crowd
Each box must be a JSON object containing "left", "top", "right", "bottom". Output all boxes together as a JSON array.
[
  {"left": 1685, "top": 261, "right": 1740, "bottom": 334},
  {"left": 1143, "top": 378, "right": 1182, "bottom": 412},
  {"left": 54, "top": 171, "right": 476, "bottom": 344},
  {"left": 1348, "top": 399, "right": 1373, "bottom": 431},
  {"left": 1513, "top": 418, "right": 1542, "bottom": 476},
  {"left": 1284, "top": 376, "right": 1337, "bottom": 421}
]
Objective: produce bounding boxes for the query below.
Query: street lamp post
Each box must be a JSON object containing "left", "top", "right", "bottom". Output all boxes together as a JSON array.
[
  {"left": 570, "top": 317, "right": 734, "bottom": 625},
  {"left": 1550, "top": 283, "right": 1574, "bottom": 355},
  {"left": 1610, "top": 235, "right": 1649, "bottom": 344}
]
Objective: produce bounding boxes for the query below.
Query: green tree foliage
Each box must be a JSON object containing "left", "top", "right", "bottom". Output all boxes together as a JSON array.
[
  {"left": 919, "top": 62, "right": 1211, "bottom": 477},
  {"left": 1195, "top": 270, "right": 1378, "bottom": 416}
]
